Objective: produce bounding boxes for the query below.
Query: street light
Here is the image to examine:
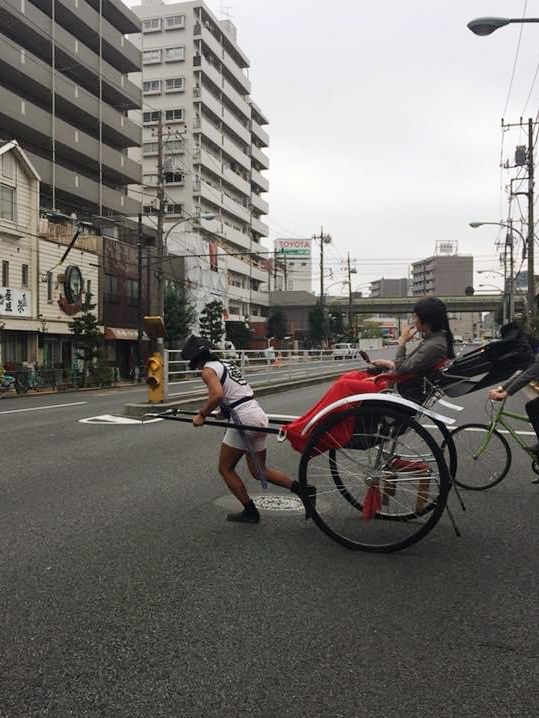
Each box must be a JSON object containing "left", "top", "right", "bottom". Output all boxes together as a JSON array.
[
  {"left": 469, "top": 221, "right": 525, "bottom": 323},
  {"left": 163, "top": 212, "right": 216, "bottom": 249},
  {"left": 467, "top": 16, "right": 539, "bottom": 36}
]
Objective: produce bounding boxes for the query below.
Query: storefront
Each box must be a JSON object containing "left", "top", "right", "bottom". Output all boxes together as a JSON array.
[{"left": 104, "top": 327, "right": 141, "bottom": 379}]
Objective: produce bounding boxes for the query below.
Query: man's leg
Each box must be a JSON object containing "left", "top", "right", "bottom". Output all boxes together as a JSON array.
[
  {"left": 525, "top": 395, "right": 539, "bottom": 450},
  {"left": 246, "top": 450, "right": 317, "bottom": 519},
  {"left": 218, "top": 443, "right": 260, "bottom": 523}
]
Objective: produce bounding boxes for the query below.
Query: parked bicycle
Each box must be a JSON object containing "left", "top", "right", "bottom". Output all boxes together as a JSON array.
[
  {"left": 449, "top": 398, "right": 538, "bottom": 490},
  {"left": 15, "top": 368, "right": 47, "bottom": 393}
]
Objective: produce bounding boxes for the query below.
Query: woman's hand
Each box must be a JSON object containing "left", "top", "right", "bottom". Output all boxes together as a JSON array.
[
  {"left": 399, "top": 325, "right": 417, "bottom": 345},
  {"left": 371, "top": 359, "right": 395, "bottom": 370},
  {"left": 489, "top": 389, "right": 508, "bottom": 402},
  {"left": 192, "top": 413, "right": 206, "bottom": 427}
]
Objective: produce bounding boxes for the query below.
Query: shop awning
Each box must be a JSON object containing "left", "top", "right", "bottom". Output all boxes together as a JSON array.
[{"left": 104, "top": 327, "right": 148, "bottom": 341}]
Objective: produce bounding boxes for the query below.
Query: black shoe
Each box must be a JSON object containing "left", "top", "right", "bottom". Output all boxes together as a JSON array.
[{"left": 226, "top": 508, "right": 260, "bottom": 524}]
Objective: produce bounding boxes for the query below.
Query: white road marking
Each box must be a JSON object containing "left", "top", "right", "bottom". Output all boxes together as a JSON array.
[
  {"left": 0, "top": 401, "right": 87, "bottom": 416},
  {"left": 79, "top": 414, "right": 162, "bottom": 425}
]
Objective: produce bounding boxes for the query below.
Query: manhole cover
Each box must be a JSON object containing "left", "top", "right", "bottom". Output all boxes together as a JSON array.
[{"left": 252, "top": 495, "right": 304, "bottom": 512}]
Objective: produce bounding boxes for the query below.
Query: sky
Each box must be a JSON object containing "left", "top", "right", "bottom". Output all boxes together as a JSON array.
[{"left": 125, "top": 0, "right": 539, "bottom": 293}]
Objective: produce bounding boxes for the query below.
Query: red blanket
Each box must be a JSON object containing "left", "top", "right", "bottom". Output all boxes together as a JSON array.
[{"left": 285, "top": 370, "right": 392, "bottom": 455}]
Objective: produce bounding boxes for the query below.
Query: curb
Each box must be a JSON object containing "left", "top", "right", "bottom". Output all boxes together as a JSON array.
[
  {"left": 124, "top": 368, "right": 348, "bottom": 418},
  {"left": 1, "top": 382, "right": 144, "bottom": 400}
]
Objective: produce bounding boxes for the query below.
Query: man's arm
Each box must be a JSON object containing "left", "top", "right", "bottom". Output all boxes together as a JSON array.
[
  {"left": 193, "top": 368, "right": 224, "bottom": 425},
  {"left": 502, "top": 354, "right": 539, "bottom": 396}
]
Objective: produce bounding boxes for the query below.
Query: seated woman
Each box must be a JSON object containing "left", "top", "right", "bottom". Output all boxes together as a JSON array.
[
  {"left": 370, "top": 296, "right": 455, "bottom": 403},
  {"left": 285, "top": 297, "right": 454, "bottom": 454}
]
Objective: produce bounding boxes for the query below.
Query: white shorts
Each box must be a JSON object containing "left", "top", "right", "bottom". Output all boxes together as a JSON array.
[{"left": 222, "top": 404, "right": 269, "bottom": 453}]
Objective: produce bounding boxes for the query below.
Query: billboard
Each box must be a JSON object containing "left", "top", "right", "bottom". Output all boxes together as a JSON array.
[{"left": 275, "top": 238, "right": 312, "bottom": 257}]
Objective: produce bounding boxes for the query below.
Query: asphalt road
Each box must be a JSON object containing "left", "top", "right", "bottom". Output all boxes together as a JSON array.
[{"left": 1, "top": 367, "right": 538, "bottom": 717}]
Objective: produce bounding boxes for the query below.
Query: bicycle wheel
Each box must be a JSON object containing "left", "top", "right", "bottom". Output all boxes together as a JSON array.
[
  {"left": 299, "top": 406, "right": 450, "bottom": 552},
  {"left": 449, "top": 423, "right": 511, "bottom": 490}
]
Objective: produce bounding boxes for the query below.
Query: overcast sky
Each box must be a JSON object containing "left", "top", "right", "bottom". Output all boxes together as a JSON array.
[{"left": 126, "top": 1, "right": 539, "bottom": 292}]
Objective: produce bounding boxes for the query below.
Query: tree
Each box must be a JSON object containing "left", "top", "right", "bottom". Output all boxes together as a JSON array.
[
  {"left": 226, "top": 321, "right": 252, "bottom": 349},
  {"left": 164, "top": 284, "right": 196, "bottom": 346},
  {"left": 329, "top": 311, "right": 345, "bottom": 338},
  {"left": 199, "top": 300, "right": 224, "bottom": 346},
  {"left": 266, "top": 305, "right": 288, "bottom": 340},
  {"left": 69, "top": 292, "right": 102, "bottom": 374},
  {"left": 308, "top": 302, "right": 330, "bottom": 345}
]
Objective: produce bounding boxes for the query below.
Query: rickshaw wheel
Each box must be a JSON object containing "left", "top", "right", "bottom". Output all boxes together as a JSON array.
[{"left": 299, "top": 405, "right": 450, "bottom": 552}]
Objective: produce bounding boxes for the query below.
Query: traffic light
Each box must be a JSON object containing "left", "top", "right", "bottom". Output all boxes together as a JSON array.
[{"left": 146, "top": 351, "right": 164, "bottom": 403}]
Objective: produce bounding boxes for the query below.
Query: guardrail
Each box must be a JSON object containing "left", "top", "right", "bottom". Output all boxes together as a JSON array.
[{"left": 164, "top": 348, "right": 366, "bottom": 396}]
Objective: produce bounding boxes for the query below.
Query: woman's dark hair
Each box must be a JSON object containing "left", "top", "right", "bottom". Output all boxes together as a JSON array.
[
  {"left": 193, "top": 349, "right": 219, "bottom": 368},
  {"left": 413, "top": 297, "right": 455, "bottom": 359}
]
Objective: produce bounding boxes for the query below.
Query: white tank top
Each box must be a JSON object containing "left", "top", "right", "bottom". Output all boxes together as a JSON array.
[{"left": 204, "top": 360, "right": 258, "bottom": 410}]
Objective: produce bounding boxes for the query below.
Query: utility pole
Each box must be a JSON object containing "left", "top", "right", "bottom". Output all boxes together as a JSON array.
[
  {"left": 314, "top": 226, "right": 332, "bottom": 305},
  {"left": 527, "top": 117, "right": 535, "bottom": 332},
  {"left": 347, "top": 252, "right": 353, "bottom": 334},
  {"left": 156, "top": 111, "right": 165, "bottom": 318},
  {"left": 507, "top": 219, "right": 515, "bottom": 322},
  {"left": 137, "top": 213, "right": 144, "bottom": 374}
]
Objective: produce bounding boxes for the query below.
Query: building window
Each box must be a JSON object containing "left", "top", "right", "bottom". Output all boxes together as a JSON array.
[
  {"left": 163, "top": 172, "right": 184, "bottom": 184},
  {"left": 165, "top": 203, "right": 183, "bottom": 215},
  {"left": 143, "top": 79, "right": 161, "bottom": 95},
  {"left": 165, "top": 15, "right": 185, "bottom": 29},
  {"left": 143, "top": 142, "right": 159, "bottom": 156},
  {"left": 165, "top": 77, "right": 185, "bottom": 93},
  {"left": 1, "top": 153, "right": 16, "bottom": 180},
  {"left": 142, "top": 49, "right": 162, "bottom": 64},
  {"left": 142, "top": 17, "right": 162, "bottom": 33},
  {"left": 21, "top": 263, "right": 28, "bottom": 287},
  {"left": 47, "top": 271, "right": 53, "bottom": 302},
  {"left": 143, "top": 205, "right": 159, "bottom": 216},
  {"left": 104, "top": 275, "right": 118, "bottom": 302},
  {"left": 143, "top": 174, "right": 159, "bottom": 186},
  {"left": 164, "top": 46, "right": 185, "bottom": 62},
  {"left": 0, "top": 185, "right": 15, "bottom": 221},
  {"left": 2, "top": 260, "right": 8, "bottom": 286},
  {"left": 164, "top": 108, "right": 184, "bottom": 122},
  {"left": 126, "top": 279, "right": 139, "bottom": 305},
  {"left": 143, "top": 111, "right": 161, "bottom": 124}
]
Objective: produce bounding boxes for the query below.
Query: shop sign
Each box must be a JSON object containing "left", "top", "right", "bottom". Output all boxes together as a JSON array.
[
  {"left": 0, "top": 287, "right": 31, "bottom": 317},
  {"left": 275, "top": 239, "right": 312, "bottom": 257}
]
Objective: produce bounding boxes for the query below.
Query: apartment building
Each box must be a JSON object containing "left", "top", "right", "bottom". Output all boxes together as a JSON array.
[
  {"left": 370, "top": 277, "right": 409, "bottom": 298},
  {"left": 411, "top": 255, "right": 473, "bottom": 296},
  {"left": 0, "top": 0, "right": 142, "bottom": 218},
  {"left": 129, "top": 0, "right": 271, "bottom": 327}
]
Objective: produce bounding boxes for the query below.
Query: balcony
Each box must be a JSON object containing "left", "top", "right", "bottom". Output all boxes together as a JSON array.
[
  {"left": 222, "top": 136, "right": 250, "bottom": 171},
  {"left": 251, "top": 144, "right": 270, "bottom": 170},
  {"left": 251, "top": 216, "right": 269, "bottom": 237},
  {"left": 221, "top": 223, "right": 251, "bottom": 251},
  {"left": 251, "top": 193, "right": 269, "bottom": 215},
  {"left": 223, "top": 166, "right": 250, "bottom": 197},
  {"left": 1, "top": 0, "right": 140, "bottom": 109},
  {"left": 225, "top": 254, "right": 266, "bottom": 283},
  {"left": 222, "top": 78, "right": 250, "bottom": 120},
  {"left": 199, "top": 86, "right": 222, "bottom": 117},
  {"left": 196, "top": 23, "right": 223, "bottom": 61},
  {"left": 251, "top": 167, "right": 269, "bottom": 193},
  {"left": 222, "top": 48, "right": 251, "bottom": 93},
  {"left": 194, "top": 116, "right": 223, "bottom": 148},
  {"left": 196, "top": 147, "right": 222, "bottom": 174},
  {"left": 28, "top": 151, "right": 140, "bottom": 216},
  {"left": 0, "top": 40, "right": 140, "bottom": 149},
  {"left": 0, "top": 86, "right": 141, "bottom": 185},
  {"left": 222, "top": 106, "right": 251, "bottom": 145},
  {"left": 38, "top": 218, "right": 101, "bottom": 253},
  {"left": 222, "top": 193, "right": 250, "bottom": 223},
  {"left": 251, "top": 120, "right": 269, "bottom": 148},
  {"left": 194, "top": 54, "right": 223, "bottom": 90}
]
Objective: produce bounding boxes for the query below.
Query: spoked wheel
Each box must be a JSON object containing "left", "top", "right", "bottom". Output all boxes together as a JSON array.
[
  {"left": 449, "top": 423, "right": 511, "bottom": 490},
  {"left": 300, "top": 406, "right": 450, "bottom": 552}
]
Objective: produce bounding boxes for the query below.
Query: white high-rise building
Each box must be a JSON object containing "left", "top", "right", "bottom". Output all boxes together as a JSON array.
[{"left": 129, "top": 0, "right": 270, "bottom": 328}]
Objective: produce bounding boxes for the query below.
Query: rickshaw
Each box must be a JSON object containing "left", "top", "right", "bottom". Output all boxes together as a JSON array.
[{"left": 149, "top": 333, "right": 529, "bottom": 553}]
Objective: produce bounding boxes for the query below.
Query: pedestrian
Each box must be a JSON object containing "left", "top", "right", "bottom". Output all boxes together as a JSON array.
[{"left": 181, "top": 335, "right": 316, "bottom": 523}]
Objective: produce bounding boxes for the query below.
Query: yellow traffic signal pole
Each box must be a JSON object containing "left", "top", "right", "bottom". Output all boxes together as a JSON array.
[{"left": 143, "top": 316, "right": 166, "bottom": 403}]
